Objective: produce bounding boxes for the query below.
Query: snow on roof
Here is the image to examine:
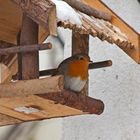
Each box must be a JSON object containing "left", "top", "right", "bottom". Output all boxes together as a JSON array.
[
  {"left": 53, "top": 0, "right": 134, "bottom": 50},
  {"left": 52, "top": 0, "right": 82, "bottom": 25}
]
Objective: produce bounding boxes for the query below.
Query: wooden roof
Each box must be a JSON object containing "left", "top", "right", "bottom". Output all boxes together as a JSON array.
[
  {"left": 58, "top": 0, "right": 140, "bottom": 63},
  {"left": 0, "top": 0, "right": 49, "bottom": 44},
  {"left": 81, "top": 0, "right": 140, "bottom": 63},
  {"left": 0, "top": 0, "right": 139, "bottom": 63}
]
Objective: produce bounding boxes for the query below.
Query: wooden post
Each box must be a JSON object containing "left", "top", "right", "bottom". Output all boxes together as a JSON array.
[
  {"left": 18, "top": 13, "right": 39, "bottom": 80},
  {"left": 72, "top": 31, "right": 89, "bottom": 95}
]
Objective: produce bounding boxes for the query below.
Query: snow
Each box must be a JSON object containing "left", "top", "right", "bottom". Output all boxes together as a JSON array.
[
  {"left": 51, "top": 0, "right": 82, "bottom": 25},
  {"left": 14, "top": 106, "right": 40, "bottom": 114}
]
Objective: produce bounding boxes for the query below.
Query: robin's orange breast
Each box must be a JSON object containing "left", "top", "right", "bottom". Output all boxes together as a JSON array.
[{"left": 67, "top": 60, "right": 89, "bottom": 80}]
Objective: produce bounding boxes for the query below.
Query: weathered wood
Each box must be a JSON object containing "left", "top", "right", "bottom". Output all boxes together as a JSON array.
[
  {"left": 0, "top": 43, "right": 52, "bottom": 55},
  {"left": 0, "top": 91, "right": 104, "bottom": 125},
  {"left": 19, "top": 13, "right": 39, "bottom": 80},
  {"left": 0, "top": 89, "right": 104, "bottom": 125},
  {"left": 11, "top": 0, "right": 57, "bottom": 36},
  {"left": 1, "top": 57, "right": 17, "bottom": 83},
  {"left": 72, "top": 31, "right": 89, "bottom": 96},
  {"left": 72, "top": 31, "right": 89, "bottom": 55},
  {"left": 57, "top": 21, "right": 88, "bottom": 34},
  {"left": 63, "top": 0, "right": 112, "bottom": 21},
  {"left": 82, "top": 0, "right": 140, "bottom": 63},
  {"left": 0, "top": 41, "right": 16, "bottom": 65},
  {"left": 0, "top": 1, "right": 49, "bottom": 44},
  {"left": 0, "top": 76, "right": 64, "bottom": 98},
  {"left": 80, "top": 13, "right": 108, "bottom": 41},
  {"left": 0, "top": 113, "right": 21, "bottom": 126},
  {"left": 38, "top": 90, "right": 104, "bottom": 115},
  {"left": 89, "top": 60, "right": 112, "bottom": 69},
  {"left": 0, "top": 95, "right": 83, "bottom": 122},
  {"left": 0, "top": 41, "right": 17, "bottom": 83}
]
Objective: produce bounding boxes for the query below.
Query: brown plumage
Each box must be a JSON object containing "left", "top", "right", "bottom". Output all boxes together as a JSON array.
[{"left": 53, "top": 53, "right": 92, "bottom": 92}]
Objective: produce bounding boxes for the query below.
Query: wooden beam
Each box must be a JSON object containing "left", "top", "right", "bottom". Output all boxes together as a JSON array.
[
  {"left": 0, "top": 43, "right": 52, "bottom": 55},
  {"left": 72, "top": 31, "right": 89, "bottom": 96},
  {"left": 11, "top": 0, "right": 57, "bottom": 36},
  {"left": 63, "top": 0, "right": 112, "bottom": 21},
  {"left": 18, "top": 13, "right": 39, "bottom": 80},
  {"left": 38, "top": 90, "right": 104, "bottom": 115},
  {"left": 81, "top": 0, "right": 140, "bottom": 63},
  {"left": 0, "top": 76, "right": 64, "bottom": 98},
  {"left": 72, "top": 31, "right": 89, "bottom": 55}
]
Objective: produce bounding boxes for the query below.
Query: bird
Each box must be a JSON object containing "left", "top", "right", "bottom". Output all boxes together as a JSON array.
[{"left": 53, "top": 53, "right": 92, "bottom": 92}]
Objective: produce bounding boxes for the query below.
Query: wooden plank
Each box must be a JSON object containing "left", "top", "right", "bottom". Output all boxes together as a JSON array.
[
  {"left": 1, "top": 59, "right": 17, "bottom": 83},
  {"left": 72, "top": 31, "right": 89, "bottom": 95},
  {"left": 0, "top": 113, "right": 21, "bottom": 126},
  {"left": 82, "top": 0, "right": 140, "bottom": 63},
  {"left": 11, "top": 0, "right": 57, "bottom": 36},
  {"left": 0, "top": 95, "right": 83, "bottom": 122},
  {"left": 0, "top": 0, "right": 50, "bottom": 44},
  {"left": 0, "top": 76, "right": 64, "bottom": 98},
  {"left": 18, "top": 13, "right": 39, "bottom": 80}
]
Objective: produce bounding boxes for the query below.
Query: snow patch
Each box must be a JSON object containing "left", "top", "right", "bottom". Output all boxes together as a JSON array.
[
  {"left": 14, "top": 106, "right": 40, "bottom": 114},
  {"left": 51, "top": 0, "right": 82, "bottom": 25}
]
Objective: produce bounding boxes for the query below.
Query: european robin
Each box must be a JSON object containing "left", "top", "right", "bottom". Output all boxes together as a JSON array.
[{"left": 53, "top": 53, "right": 92, "bottom": 92}]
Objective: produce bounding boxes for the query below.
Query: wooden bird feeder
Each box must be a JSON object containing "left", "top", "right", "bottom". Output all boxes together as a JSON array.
[{"left": 0, "top": 0, "right": 139, "bottom": 126}]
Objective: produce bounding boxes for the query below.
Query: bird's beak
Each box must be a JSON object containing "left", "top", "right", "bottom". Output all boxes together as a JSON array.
[{"left": 89, "top": 60, "right": 93, "bottom": 64}]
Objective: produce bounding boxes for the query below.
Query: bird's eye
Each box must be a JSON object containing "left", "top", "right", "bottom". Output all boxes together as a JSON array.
[{"left": 79, "top": 57, "right": 84, "bottom": 60}]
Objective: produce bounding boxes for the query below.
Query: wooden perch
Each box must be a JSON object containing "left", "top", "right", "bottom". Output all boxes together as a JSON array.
[
  {"left": 11, "top": 0, "right": 57, "bottom": 35},
  {"left": 12, "top": 60, "right": 112, "bottom": 79},
  {"left": 89, "top": 60, "right": 112, "bottom": 69},
  {"left": 0, "top": 76, "right": 63, "bottom": 98},
  {"left": 63, "top": 0, "right": 112, "bottom": 21},
  {"left": 44, "top": 60, "right": 112, "bottom": 75},
  {"left": 0, "top": 43, "right": 52, "bottom": 55},
  {"left": 38, "top": 90, "right": 104, "bottom": 115},
  {"left": 39, "top": 60, "right": 112, "bottom": 77}
]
